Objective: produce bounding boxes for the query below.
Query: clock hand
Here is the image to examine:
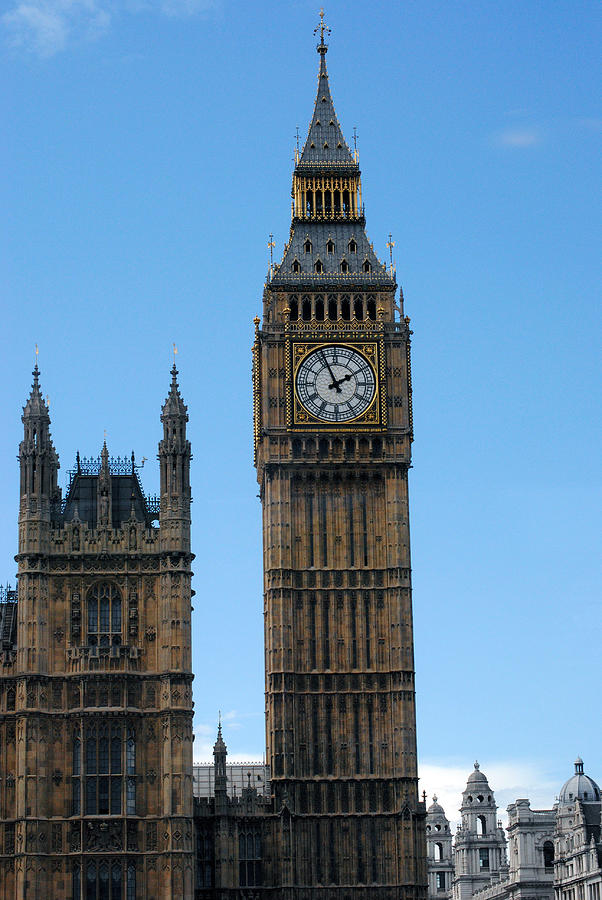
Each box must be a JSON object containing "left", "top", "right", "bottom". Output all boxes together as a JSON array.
[
  {"left": 320, "top": 352, "right": 342, "bottom": 393},
  {"left": 329, "top": 373, "right": 352, "bottom": 390}
]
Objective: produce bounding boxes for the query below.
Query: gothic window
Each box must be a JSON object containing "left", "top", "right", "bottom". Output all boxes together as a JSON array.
[
  {"left": 328, "top": 296, "right": 337, "bottom": 319},
  {"left": 289, "top": 296, "right": 299, "bottom": 320},
  {"left": 315, "top": 296, "right": 325, "bottom": 321},
  {"left": 354, "top": 297, "right": 364, "bottom": 319},
  {"left": 82, "top": 860, "right": 135, "bottom": 900},
  {"left": 479, "top": 848, "right": 490, "bottom": 870},
  {"left": 292, "top": 259, "right": 300, "bottom": 273},
  {"left": 6, "top": 687, "right": 15, "bottom": 711},
  {"left": 74, "top": 723, "right": 136, "bottom": 816},
  {"left": 544, "top": 841, "right": 554, "bottom": 869},
  {"left": 239, "top": 828, "right": 262, "bottom": 887},
  {"left": 341, "top": 259, "right": 349, "bottom": 273},
  {"left": 367, "top": 297, "right": 376, "bottom": 319},
  {"left": 302, "top": 297, "right": 311, "bottom": 320},
  {"left": 87, "top": 583, "right": 122, "bottom": 647},
  {"left": 341, "top": 296, "right": 350, "bottom": 320},
  {"left": 363, "top": 259, "right": 372, "bottom": 272},
  {"left": 348, "top": 238, "right": 357, "bottom": 253},
  {"left": 314, "top": 259, "right": 323, "bottom": 274},
  {"left": 477, "top": 815, "right": 487, "bottom": 835},
  {"left": 326, "top": 239, "right": 335, "bottom": 254},
  {"left": 304, "top": 239, "right": 312, "bottom": 253},
  {"left": 197, "top": 829, "right": 215, "bottom": 888}
]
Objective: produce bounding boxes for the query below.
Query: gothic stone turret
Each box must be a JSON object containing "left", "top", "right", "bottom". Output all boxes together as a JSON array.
[{"left": 0, "top": 366, "right": 195, "bottom": 900}]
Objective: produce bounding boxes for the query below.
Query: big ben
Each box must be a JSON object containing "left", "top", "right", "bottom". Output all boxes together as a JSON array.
[{"left": 253, "top": 15, "right": 427, "bottom": 899}]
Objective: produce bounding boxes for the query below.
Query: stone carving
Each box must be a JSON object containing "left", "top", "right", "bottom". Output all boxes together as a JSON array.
[{"left": 85, "top": 821, "right": 122, "bottom": 852}]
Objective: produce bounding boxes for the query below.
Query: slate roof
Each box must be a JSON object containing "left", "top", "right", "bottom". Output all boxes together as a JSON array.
[
  {"left": 296, "top": 45, "right": 357, "bottom": 173},
  {"left": 272, "top": 221, "right": 393, "bottom": 287}
]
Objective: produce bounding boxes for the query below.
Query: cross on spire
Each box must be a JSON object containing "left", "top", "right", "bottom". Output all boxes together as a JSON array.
[{"left": 314, "top": 8, "right": 331, "bottom": 52}]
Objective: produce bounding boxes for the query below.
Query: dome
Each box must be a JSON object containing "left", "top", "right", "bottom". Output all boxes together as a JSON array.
[
  {"left": 427, "top": 795, "right": 446, "bottom": 816},
  {"left": 558, "top": 758, "right": 601, "bottom": 804},
  {"left": 467, "top": 761, "right": 489, "bottom": 785}
]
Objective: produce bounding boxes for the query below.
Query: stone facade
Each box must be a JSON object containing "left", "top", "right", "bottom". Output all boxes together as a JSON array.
[
  {"left": 0, "top": 365, "right": 195, "bottom": 899},
  {"left": 426, "top": 761, "right": 601, "bottom": 900}
]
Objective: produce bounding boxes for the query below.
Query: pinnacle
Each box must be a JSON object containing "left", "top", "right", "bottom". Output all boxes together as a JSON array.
[
  {"left": 161, "top": 364, "right": 188, "bottom": 422},
  {"left": 23, "top": 364, "right": 49, "bottom": 420}
]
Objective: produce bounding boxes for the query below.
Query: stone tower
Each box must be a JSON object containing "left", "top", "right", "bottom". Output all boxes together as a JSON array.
[
  {"left": 427, "top": 796, "right": 453, "bottom": 900},
  {"left": 0, "top": 364, "right": 195, "bottom": 899},
  {"left": 252, "top": 18, "right": 427, "bottom": 898},
  {"left": 453, "top": 763, "right": 508, "bottom": 900}
]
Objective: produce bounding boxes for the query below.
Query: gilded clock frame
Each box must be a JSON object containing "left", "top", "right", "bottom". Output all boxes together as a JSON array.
[{"left": 287, "top": 339, "right": 387, "bottom": 430}]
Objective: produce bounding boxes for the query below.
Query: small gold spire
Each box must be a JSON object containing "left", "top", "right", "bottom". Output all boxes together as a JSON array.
[
  {"left": 314, "top": 8, "right": 331, "bottom": 48},
  {"left": 173, "top": 343, "right": 178, "bottom": 365}
]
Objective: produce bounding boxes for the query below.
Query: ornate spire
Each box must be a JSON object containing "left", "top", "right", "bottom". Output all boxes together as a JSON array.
[
  {"left": 161, "top": 364, "right": 188, "bottom": 422},
  {"left": 296, "top": 14, "right": 356, "bottom": 172},
  {"left": 23, "top": 364, "right": 50, "bottom": 422}
]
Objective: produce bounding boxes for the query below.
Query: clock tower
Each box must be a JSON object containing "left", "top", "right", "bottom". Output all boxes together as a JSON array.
[{"left": 253, "top": 19, "right": 427, "bottom": 899}]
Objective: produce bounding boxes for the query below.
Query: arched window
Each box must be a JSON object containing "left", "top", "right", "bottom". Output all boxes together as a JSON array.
[
  {"left": 239, "top": 829, "right": 262, "bottom": 887},
  {"left": 363, "top": 259, "right": 372, "bottom": 273},
  {"left": 326, "top": 239, "right": 335, "bottom": 254},
  {"left": 354, "top": 297, "right": 364, "bottom": 320},
  {"left": 348, "top": 238, "right": 357, "bottom": 253},
  {"left": 87, "top": 583, "right": 121, "bottom": 647},
  {"left": 84, "top": 860, "right": 132, "bottom": 900},
  {"left": 367, "top": 297, "right": 376, "bottom": 320},
  {"left": 477, "top": 815, "right": 487, "bottom": 835},
  {"left": 292, "top": 259, "right": 300, "bottom": 273},
  {"left": 315, "top": 296, "right": 324, "bottom": 321},
  {"left": 314, "top": 259, "right": 323, "bottom": 274},
  {"left": 328, "top": 297, "right": 337, "bottom": 320},
  {"left": 302, "top": 297, "right": 311, "bottom": 321},
  {"left": 340, "top": 259, "right": 349, "bottom": 273},
  {"left": 341, "top": 297, "right": 350, "bottom": 321},
  {"left": 434, "top": 842, "right": 443, "bottom": 861},
  {"left": 77, "top": 722, "right": 136, "bottom": 816},
  {"left": 289, "top": 297, "right": 298, "bottom": 321},
  {"left": 304, "top": 239, "right": 312, "bottom": 253},
  {"left": 543, "top": 841, "right": 554, "bottom": 869}
]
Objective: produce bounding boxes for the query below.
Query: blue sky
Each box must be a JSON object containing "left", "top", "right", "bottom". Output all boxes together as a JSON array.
[{"left": 1, "top": 0, "right": 600, "bottom": 818}]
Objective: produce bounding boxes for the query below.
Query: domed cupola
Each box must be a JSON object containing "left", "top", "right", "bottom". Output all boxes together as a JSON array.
[
  {"left": 461, "top": 761, "right": 495, "bottom": 809},
  {"left": 558, "top": 758, "right": 601, "bottom": 805},
  {"left": 426, "top": 795, "right": 450, "bottom": 832}
]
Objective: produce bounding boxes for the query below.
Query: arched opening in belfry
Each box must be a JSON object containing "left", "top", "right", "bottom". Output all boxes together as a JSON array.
[
  {"left": 289, "top": 297, "right": 298, "bottom": 321},
  {"left": 306, "top": 190, "right": 313, "bottom": 217},
  {"left": 328, "top": 297, "right": 337, "bottom": 320},
  {"left": 367, "top": 298, "right": 376, "bottom": 320},
  {"left": 434, "top": 842, "right": 443, "bottom": 862},
  {"left": 342, "top": 190, "right": 350, "bottom": 215},
  {"left": 341, "top": 297, "right": 350, "bottom": 321},
  {"left": 354, "top": 297, "right": 363, "bottom": 320},
  {"left": 302, "top": 298, "right": 311, "bottom": 321},
  {"left": 315, "top": 297, "right": 324, "bottom": 321},
  {"left": 477, "top": 815, "right": 487, "bottom": 836}
]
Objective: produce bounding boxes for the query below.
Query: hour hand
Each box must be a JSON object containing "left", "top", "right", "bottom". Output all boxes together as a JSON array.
[
  {"left": 330, "top": 373, "right": 352, "bottom": 390},
  {"left": 320, "top": 352, "right": 342, "bottom": 392}
]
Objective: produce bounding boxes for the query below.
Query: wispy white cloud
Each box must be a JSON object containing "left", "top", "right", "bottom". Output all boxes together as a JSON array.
[
  {"left": 419, "top": 759, "right": 558, "bottom": 830},
  {"left": 3, "top": 0, "right": 110, "bottom": 56},
  {"left": 495, "top": 126, "right": 543, "bottom": 148},
  {"left": 2, "top": 0, "right": 218, "bottom": 56}
]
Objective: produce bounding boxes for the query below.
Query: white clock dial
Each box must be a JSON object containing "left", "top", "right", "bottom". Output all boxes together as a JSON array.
[{"left": 295, "top": 345, "right": 376, "bottom": 422}]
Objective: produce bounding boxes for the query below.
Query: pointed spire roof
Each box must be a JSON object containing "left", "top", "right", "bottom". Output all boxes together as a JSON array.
[
  {"left": 161, "top": 365, "right": 188, "bottom": 421},
  {"left": 296, "top": 28, "right": 357, "bottom": 172},
  {"left": 22, "top": 364, "right": 50, "bottom": 421},
  {"left": 213, "top": 716, "right": 227, "bottom": 754}
]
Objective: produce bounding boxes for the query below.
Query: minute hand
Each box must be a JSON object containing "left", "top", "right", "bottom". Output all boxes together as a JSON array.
[{"left": 320, "top": 352, "right": 342, "bottom": 393}]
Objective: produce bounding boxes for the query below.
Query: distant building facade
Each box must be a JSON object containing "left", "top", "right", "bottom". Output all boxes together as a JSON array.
[{"left": 426, "top": 760, "right": 601, "bottom": 900}]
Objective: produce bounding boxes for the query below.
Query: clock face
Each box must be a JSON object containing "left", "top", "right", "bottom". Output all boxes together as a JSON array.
[{"left": 295, "top": 345, "right": 376, "bottom": 423}]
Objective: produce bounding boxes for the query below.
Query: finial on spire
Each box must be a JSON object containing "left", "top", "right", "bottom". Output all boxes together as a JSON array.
[
  {"left": 386, "top": 233, "right": 396, "bottom": 273},
  {"left": 474, "top": 760, "right": 480, "bottom": 770},
  {"left": 433, "top": 794, "right": 438, "bottom": 803},
  {"left": 314, "top": 8, "right": 330, "bottom": 53},
  {"left": 268, "top": 233, "right": 275, "bottom": 275}
]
